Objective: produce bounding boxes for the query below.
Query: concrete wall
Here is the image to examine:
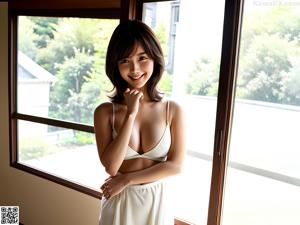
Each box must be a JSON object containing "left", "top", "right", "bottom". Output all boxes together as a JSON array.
[{"left": 0, "top": 3, "right": 101, "bottom": 225}]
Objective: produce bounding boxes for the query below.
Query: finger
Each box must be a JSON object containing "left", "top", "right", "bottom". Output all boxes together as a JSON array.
[
  {"left": 105, "top": 176, "right": 113, "bottom": 181},
  {"left": 129, "top": 89, "right": 137, "bottom": 95},
  {"left": 106, "top": 193, "right": 111, "bottom": 199},
  {"left": 100, "top": 183, "right": 109, "bottom": 190},
  {"left": 137, "top": 92, "right": 144, "bottom": 99},
  {"left": 124, "top": 88, "right": 130, "bottom": 97}
]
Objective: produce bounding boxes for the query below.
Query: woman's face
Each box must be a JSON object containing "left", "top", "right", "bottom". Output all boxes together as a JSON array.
[{"left": 118, "top": 44, "right": 154, "bottom": 90}]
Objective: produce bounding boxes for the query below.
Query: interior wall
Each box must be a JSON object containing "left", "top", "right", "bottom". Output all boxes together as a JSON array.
[{"left": 0, "top": 3, "right": 101, "bottom": 225}]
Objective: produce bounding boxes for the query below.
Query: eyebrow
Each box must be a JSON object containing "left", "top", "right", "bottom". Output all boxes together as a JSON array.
[
  {"left": 136, "top": 51, "right": 147, "bottom": 56},
  {"left": 120, "top": 51, "right": 147, "bottom": 60}
]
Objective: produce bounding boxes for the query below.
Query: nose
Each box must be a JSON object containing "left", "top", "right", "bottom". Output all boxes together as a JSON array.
[{"left": 129, "top": 61, "right": 141, "bottom": 74}]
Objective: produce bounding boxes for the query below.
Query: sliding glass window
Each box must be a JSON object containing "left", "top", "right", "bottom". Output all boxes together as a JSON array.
[{"left": 222, "top": 1, "right": 300, "bottom": 225}]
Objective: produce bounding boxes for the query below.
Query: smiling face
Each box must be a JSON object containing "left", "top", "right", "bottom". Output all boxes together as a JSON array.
[{"left": 118, "top": 44, "right": 154, "bottom": 90}]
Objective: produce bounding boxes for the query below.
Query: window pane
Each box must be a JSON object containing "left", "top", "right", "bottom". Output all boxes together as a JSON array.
[
  {"left": 222, "top": 1, "right": 300, "bottom": 225},
  {"left": 142, "top": 1, "right": 225, "bottom": 224},
  {"left": 17, "top": 16, "right": 118, "bottom": 125},
  {"left": 18, "top": 121, "right": 105, "bottom": 189}
]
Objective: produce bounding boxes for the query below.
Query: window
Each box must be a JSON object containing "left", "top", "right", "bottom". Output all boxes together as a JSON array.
[
  {"left": 222, "top": 1, "right": 300, "bottom": 224},
  {"left": 12, "top": 1, "right": 298, "bottom": 225},
  {"left": 141, "top": 1, "right": 225, "bottom": 224},
  {"left": 10, "top": 3, "right": 119, "bottom": 197}
]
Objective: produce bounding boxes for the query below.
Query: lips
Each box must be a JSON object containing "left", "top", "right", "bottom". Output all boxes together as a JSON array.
[{"left": 129, "top": 74, "right": 144, "bottom": 80}]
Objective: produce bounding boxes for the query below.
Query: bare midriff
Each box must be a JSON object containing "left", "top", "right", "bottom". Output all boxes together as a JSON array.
[{"left": 119, "top": 158, "right": 160, "bottom": 173}]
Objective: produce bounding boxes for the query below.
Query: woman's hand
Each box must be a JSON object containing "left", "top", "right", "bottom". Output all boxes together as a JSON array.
[
  {"left": 124, "top": 88, "right": 143, "bottom": 116},
  {"left": 100, "top": 174, "right": 130, "bottom": 200}
]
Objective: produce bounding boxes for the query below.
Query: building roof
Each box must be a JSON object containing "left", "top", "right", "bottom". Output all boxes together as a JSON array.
[{"left": 18, "top": 51, "right": 56, "bottom": 83}]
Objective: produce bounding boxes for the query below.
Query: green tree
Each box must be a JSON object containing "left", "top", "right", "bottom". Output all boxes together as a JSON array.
[
  {"left": 154, "top": 22, "right": 169, "bottom": 58},
  {"left": 36, "top": 18, "right": 100, "bottom": 74},
  {"left": 48, "top": 19, "right": 118, "bottom": 124},
  {"left": 236, "top": 5, "right": 300, "bottom": 105},
  {"left": 185, "top": 56, "right": 219, "bottom": 96},
  {"left": 18, "top": 17, "right": 39, "bottom": 60},
  {"left": 282, "top": 58, "right": 300, "bottom": 105},
  {"left": 185, "top": 5, "right": 300, "bottom": 106},
  {"left": 237, "top": 34, "right": 295, "bottom": 103},
  {"left": 49, "top": 49, "right": 94, "bottom": 123},
  {"left": 29, "top": 17, "right": 59, "bottom": 48},
  {"left": 90, "top": 20, "right": 119, "bottom": 102}
]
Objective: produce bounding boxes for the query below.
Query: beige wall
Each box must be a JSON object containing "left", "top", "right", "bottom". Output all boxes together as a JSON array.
[{"left": 0, "top": 3, "right": 101, "bottom": 225}]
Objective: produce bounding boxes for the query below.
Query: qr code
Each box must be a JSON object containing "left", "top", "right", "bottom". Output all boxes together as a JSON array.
[{"left": 0, "top": 206, "right": 19, "bottom": 225}]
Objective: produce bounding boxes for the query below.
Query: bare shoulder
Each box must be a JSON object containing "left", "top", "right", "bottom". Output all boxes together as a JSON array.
[
  {"left": 94, "top": 102, "right": 112, "bottom": 121},
  {"left": 168, "top": 100, "right": 185, "bottom": 122},
  {"left": 168, "top": 100, "right": 184, "bottom": 113}
]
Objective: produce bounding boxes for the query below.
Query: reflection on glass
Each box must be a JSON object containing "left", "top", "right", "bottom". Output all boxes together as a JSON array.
[
  {"left": 223, "top": 1, "right": 300, "bottom": 225},
  {"left": 17, "top": 16, "right": 118, "bottom": 125},
  {"left": 143, "top": 1, "right": 225, "bottom": 224},
  {"left": 18, "top": 121, "right": 105, "bottom": 190}
]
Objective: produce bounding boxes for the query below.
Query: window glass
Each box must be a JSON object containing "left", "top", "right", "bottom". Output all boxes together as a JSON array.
[
  {"left": 17, "top": 16, "right": 118, "bottom": 125},
  {"left": 18, "top": 121, "right": 105, "bottom": 189},
  {"left": 142, "top": 1, "right": 225, "bottom": 224},
  {"left": 222, "top": 1, "right": 300, "bottom": 224},
  {"left": 16, "top": 16, "right": 118, "bottom": 190}
]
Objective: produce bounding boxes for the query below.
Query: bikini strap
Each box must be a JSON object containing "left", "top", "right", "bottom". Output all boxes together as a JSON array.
[
  {"left": 166, "top": 101, "right": 170, "bottom": 124},
  {"left": 112, "top": 103, "right": 115, "bottom": 131}
]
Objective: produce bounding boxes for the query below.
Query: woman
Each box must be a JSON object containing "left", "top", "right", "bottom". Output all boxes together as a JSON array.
[{"left": 94, "top": 20, "right": 185, "bottom": 225}]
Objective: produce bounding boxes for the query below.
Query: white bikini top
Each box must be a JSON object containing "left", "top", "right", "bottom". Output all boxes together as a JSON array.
[{"left": 112, "top": 101, "right": 171, "bottom": 161}]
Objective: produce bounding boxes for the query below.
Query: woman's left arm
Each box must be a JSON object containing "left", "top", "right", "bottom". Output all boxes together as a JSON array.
[{"left": 101, "top": 102, "right": 186, "bottom": 198}]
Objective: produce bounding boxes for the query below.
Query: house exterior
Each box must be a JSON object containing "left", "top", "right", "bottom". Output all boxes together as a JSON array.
[{"left": 17, "top": 51, "right": 56, "bottom": 137}]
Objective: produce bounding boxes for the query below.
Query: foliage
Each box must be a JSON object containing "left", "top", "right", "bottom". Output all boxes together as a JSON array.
[
  {"left": 73, "top": 132, "right": 95, "bottom": 145},
  {"left": 36, "top": 18, "right": 100, "bottom": 74},
  {"left": 236, "top": 6, "right": 300, "bottom": 105},
  {"left": 185, "top": 5, "right": 300, "bottom": 106},
  {"left": 28, "top": 17, "right": 59, "bottom": 48},
  {"left": 19, "top": 137, "right": 62, "bottom": 161},
  {"left": 154, "top": 22, "right": 169, "bottom": 58},
  {"left": 159, "top": 71, "right": 173, "bottom": 95},
  {"left": 29, "top": 18, "right": 118, "bottom": 126},
  {"left": 185, "top": 56, "right": 219, "bottom": 96},
  {"left": 18, "top": 17, "right": 39, "bottom": 60},
  {"left": 237, "top": 34, "right": 295, "bottom": 103},
  {"left": 49, "top": 49, "right": 94, "bottom": 123}
]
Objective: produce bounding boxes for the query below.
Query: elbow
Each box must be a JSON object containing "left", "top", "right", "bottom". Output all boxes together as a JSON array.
[
  {"left": 167, "top": 161, "right": 182, "bottom": 175},
  {"left": 100, "top": 157, "right": 119, "bottom": 176},
  {"left": 175, "top": 164, "right": 182, "bottom": 174},
  {"left": 105, "top": 166, "right": 119, "bottom": 177}
]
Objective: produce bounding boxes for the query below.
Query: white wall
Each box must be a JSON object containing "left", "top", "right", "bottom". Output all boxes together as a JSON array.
[{"left": 0, "top": 3, "right": 101, "bottom": 225}]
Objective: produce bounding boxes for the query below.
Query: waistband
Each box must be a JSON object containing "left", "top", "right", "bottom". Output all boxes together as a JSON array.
[{"left": 126, "top": 179, "right": 166, "bottom": 191}]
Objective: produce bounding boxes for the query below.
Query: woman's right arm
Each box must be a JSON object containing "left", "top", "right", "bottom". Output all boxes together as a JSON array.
[
  {"left": 94, "top": 103, "right": 135, "bottom": 176},
  {"left": 94, "top": 89, "right": 143, "bottom": 176}
]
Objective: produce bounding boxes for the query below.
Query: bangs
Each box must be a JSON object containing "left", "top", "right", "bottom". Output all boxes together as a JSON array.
[
  {"left": 116, "top": 32, "right": 153, "bottom": 60},
  {"left": 116, "top": 38, "right": 138, "bottom": 60}
]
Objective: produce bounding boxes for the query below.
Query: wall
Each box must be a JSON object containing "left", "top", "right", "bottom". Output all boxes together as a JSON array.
[{"left": 0, "top": 3, "right": 101, "bottom": 225}]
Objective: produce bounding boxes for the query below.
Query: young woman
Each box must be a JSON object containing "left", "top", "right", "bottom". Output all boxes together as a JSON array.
[{"left": 94, "top": 20, "right": 186, "bottom": 225}]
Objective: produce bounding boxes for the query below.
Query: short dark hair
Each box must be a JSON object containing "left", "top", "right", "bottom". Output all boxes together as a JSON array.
[{"left": 105, "top": 20, "right": 165, "bottom": 103}]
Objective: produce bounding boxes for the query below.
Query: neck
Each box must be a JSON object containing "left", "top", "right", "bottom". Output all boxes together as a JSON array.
[{"left": 133, "top": 86, "right": 152, "bottom": 102}]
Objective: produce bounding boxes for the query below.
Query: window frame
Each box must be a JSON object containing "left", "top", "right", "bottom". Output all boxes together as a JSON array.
[
  {"left": 9, "top": 1, "right": 121, "bottom": 199},
  {"left": 9, "top": 0, "right": 245, "bottom": 224}
]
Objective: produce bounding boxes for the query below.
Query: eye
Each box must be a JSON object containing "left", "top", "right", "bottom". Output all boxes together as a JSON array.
[
  {"left": 139, "top": 55, "right": 149, "bottom": 61},
  {"left": 119, "top": 59, "right": 129, "bottom": 64}
]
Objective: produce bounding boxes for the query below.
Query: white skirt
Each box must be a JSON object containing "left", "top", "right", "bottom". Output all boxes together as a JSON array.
[{"left": 99, "top": 179, "right": 173, "bottom": 225}]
